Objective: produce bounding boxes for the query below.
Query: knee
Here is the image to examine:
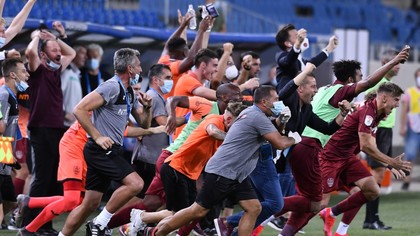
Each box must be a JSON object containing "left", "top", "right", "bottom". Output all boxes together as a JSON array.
[
  {"left": 310, "top": 201, "right": 322, "bottom": 213},
  {"left": 127, "top": 174, "right": 144, "bottom": 195},
  {"left": 363, "top": 187, "right": 380, "bottom": 201},
  {"left": 245, "top": 202, "right": 262, "bottom": 217},
  {"left": 82, "top": 199, "right": 101, "bottom": 212},
  {"left": 267, "top": 199, "right": 283, "bottom": 214}
]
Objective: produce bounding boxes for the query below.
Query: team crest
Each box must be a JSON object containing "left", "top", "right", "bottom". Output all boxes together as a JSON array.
[
  {"left": 364, "top": 115, "right": 373, "bottom": 126},
  {"left": 327, "top": 177, "right": 334, "bottom": 187}
]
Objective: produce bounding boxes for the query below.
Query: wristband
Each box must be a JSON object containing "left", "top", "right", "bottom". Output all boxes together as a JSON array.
[
  {"left": 4, "top": 50, "right": 8, "bottom": 58},
  {"left": 143, "top": 105, "right": 152, "bottom": 110},
  {"left": 340, "top": 111, "right": 348, "bottom": 117},
  {"left": 243, "top": 65, "right": 251, "bottom": 71}
]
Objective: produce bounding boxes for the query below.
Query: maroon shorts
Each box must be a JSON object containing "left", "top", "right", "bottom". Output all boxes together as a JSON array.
[
  {"left": 320, "top": 154, "right": 371, "bottom": 194},
  {"left": 144, "top": 149, "right": 173, "bottom": 203},
  {"left": 14, "top": 138, "right": 28, "bottom": 164},
  {"left": 289, "top": 138, "right": 323, "bottom": 201}
]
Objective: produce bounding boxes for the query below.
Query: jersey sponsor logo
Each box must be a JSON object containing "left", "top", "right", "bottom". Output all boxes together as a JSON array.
[
  {"left": 327, "top": 177, "right": 334, "bottom": 187},
  {"left": 118, "top": 108, "right": 127, "bottom": 116},
  {"left": 364, "top": 115, "right": 373, "bottom": 126},
  {"left": 18, "top": 93, "right": 29, "bottom": 101}
]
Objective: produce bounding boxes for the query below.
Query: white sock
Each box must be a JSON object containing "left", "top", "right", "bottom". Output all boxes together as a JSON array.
[
  {"left": 336, "top": 222, "right": 349, "bottom": 235},
  {"left": 261, "top": 215, "right": 276, "bottom": 226},
  {"left": 93, "top": 207, "right": 114, "bottom": 230},
  {"left": 58, "top": 232, "right": 66, "bottom": 236}
]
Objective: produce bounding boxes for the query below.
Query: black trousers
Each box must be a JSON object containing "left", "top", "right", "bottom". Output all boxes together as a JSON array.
[{"left": 23, "top": 127, "right": 66, "bottom": 230}]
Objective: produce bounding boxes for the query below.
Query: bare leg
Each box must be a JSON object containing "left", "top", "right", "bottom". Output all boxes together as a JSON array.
[
  {"left": 237, "top": 199, "right": 261, "bottom": 236},
  {"left": 61, "top": 190, "right": 103, "bottom": 236},
  {"left": 155, "top": 203, "right": 209, "bottom": 236}
]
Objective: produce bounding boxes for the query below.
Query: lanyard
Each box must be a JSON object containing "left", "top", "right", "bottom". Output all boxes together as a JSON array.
[
  {"left": 85, "top": 70, "right": 102, "bottom": 93},
  {"left": 149, "top": 88, "right": 165, "bottom": 104},
  {"left": 115, "top": 75, "right": 131, "bottom": 119},
  {"left": 4, "top": 85, "right": 22, "bottom": 139}
]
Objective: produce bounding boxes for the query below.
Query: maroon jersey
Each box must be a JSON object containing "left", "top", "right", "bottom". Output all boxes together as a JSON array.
[{"left": 323, "top": 99, "right": 386, "bottom": 160}]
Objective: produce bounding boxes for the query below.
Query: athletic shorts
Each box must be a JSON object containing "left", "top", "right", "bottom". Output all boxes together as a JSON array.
[
  {"left": 144, "top": 149, "right": 172, "bottom": 203},
  {"left": 196, "top": 173, "right": 257, "bottom": 209},
  {"left": 367, "top": 127, "right": 392, "bottom": 169},
  {"left": 320, "top": 155, "right": 371, "bottom": 194},
  {"left": 84, "top": 139, "right": 134, "bottom": 193},
  {"left": 290, "top": 138, "right": 323, "bottom": 201},
  {"left": 57, "top": 130, "right": 87, "bottom": 189},
  {"left": 14, "top": 138, "right": 28, "bottom": 164},
  {"left": 0, "top": 175, "right": 16, "bottom": 203}
]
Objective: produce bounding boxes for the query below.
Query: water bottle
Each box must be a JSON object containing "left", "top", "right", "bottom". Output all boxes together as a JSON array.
[{"left": 187, "top": 4, "right": 197, "bottom": 30}]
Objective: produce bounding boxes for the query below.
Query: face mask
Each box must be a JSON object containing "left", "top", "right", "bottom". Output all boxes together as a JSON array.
[
  {"left": 46, "top": 57, "right": 61, "bottom": 71},
  {"left": 159, "top": 80, "right": 173, "bottom": 94},
  {"left": 301, "top": 38, "right": 309, "bottom": 53},
  {"left": 270, "top": 101, "right": 285, "bottom": 117},
  {"left": 417, "top": 77, "right": 420, "bottom": 87},
  {"left": 87, "top": 58, "right": 100, "bottom": 70},
  {"left": 14, "top": 76, "right": 29, "bottom": 92},
  {"left": 130, "top": 73, "right": 140, "bottom": 86},
  {"left": 0, "top": 37, "right": 5, "bottom": 48},
  {"left": 225, "top": 65, "right": 239, "bottom": 80}
]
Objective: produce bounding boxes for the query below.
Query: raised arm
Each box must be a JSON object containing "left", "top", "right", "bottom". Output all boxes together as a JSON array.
[
  {"left": 161, "top": 10, "right": 191, "bottom": 57},
  {"left": 177, "top": 16, "right": 213, "bottom": 74},
  {"left": 26, "top": 32, "right": 41, "bottom": 72},
  {"left": 211, "top": 42, "right": 233, "bottom": 89},
  {"left": 399, "top": 94, "right": 409, "bottom": 137},
  {"left": 4, "top": 0, "right": 37, "bottom": 46},
  {"left": 355, "top": 47, "right": 409, "bottom": 94}
]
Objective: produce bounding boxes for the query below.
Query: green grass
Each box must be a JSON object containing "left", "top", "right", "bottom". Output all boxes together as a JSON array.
[{"left": 1, "top": 192, "right": 420, "bottom": 236}]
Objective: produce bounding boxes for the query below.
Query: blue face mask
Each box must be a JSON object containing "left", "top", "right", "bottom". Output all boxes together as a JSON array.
[
  {"left": 15, "top": 80, "right": 29, "bottom": 92},
  {"left": 0, "top": 37, "right": 6, "bottom": 48},
  {"left": 159, "top": 80, "right": 173, "bottom": 94},
  {"left": 130, "top": 74, "right": 140, "bottom": 86},
  {"left": 46, "top": 57, "right": 61, "bottom": 71},
  {"left": 87, "top": 58, "right": 100, "bottom": 70},
  {"left": 270, "top": 101, "right": 285, "bottom": 117}
]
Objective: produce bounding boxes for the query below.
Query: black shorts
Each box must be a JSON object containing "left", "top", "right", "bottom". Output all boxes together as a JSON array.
[
  {"left": 0, "top": 175, "right": 16, "bottom": 203},
  {"left": 160, "top": 162, "right": 197, "bottom": 212},
  {"left": 196, "top": 173, "right": 257, "bottom": 209},
  {"left": 84, "top": 140, "right": 135, "bottom": 193},
  {"left": 367, "top": 127, "right": 392, "bottom": 169}
]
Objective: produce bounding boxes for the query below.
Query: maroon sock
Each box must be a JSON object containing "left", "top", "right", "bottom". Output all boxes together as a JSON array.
[
  {"left": 341, "top": 203, "right": 363, "bottom": 224},
  {"left": 274, "top": 195, "right": 311, "bottom": 218},
  {"left": 280, "top": 224, "right": 296, "bottom": 236},
  {"left": 13, "top": 178, "right": 25, "bottom": 196},
  {"left": 108, "top": 202, "right": 150, "bottom": 228},
  {"left": 332, "top": 191, "right": 368, "bottom": 216},
  {"left": 293, "top": 212, "right": 316, "bottom": 233},
  {"left": 177, "top": 219, "right": 200, "bottom": 236}
]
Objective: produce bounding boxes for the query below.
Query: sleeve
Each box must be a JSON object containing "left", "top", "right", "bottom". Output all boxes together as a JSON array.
[
  {"left": 276, "top": 50, "right": 299, "bottom": 67},
  {"left": 255, "top": 113, "right": 278, "bottom": 136},
  {"left": 358, "top": 107, "right": 375, "bottom": 134},
  {"left": 277, "top": 79, "right": 299, "bottom": 100},
  {"left": 0, "top": 93, "right": 10, "bottom": 121},
  {"left": 95, "top": 80, "right": 120, "bottom": 105},
  {"left": 188, "top": 96, "right": 213, "bottom": 121},
  {"left": 151, "top": 95, "right": 167, "bottom": 119},
  {"left": 307, "top": 111, "right": 341, "bottom": 135},
  {"left": 0, "top": 51, "right": 5, "bottom": 61},
  {"left": 306, "top": 51, "right": 328, "bottom": 67},
  {"left": 329, "top": 84, "right": 358, "bottom": 108}
]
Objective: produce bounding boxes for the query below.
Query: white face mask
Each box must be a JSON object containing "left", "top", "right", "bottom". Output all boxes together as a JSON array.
[
  {"left": 0, "top": 37, "right": 6, "bottom": 48},
  {"left": 15, "top": 80, "right": 29, "bottom": 92},
  {"left": 301, "top": 38, "right": 309, "bottom": 53},
  {"left": 46, "top": 57, "right": 61, "bottom": 71},
  {"left": 225, "top": 65, "right": 239, "bottom": 80},
  {"left": 416, "top": 76, "right": 420, "bottom": 87}
]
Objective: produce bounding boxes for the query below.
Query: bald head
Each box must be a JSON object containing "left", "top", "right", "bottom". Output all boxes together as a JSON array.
[{"left": 216, "top": 83, "right": 242, "bottom": 103}]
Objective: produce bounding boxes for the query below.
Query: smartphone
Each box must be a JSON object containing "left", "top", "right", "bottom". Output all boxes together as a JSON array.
[
  {"left": 400, "top": 45, "right": 410, "bottom": 64},
  {"left": 205, "top": 3, "right": 219, "bottom": 18}
]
